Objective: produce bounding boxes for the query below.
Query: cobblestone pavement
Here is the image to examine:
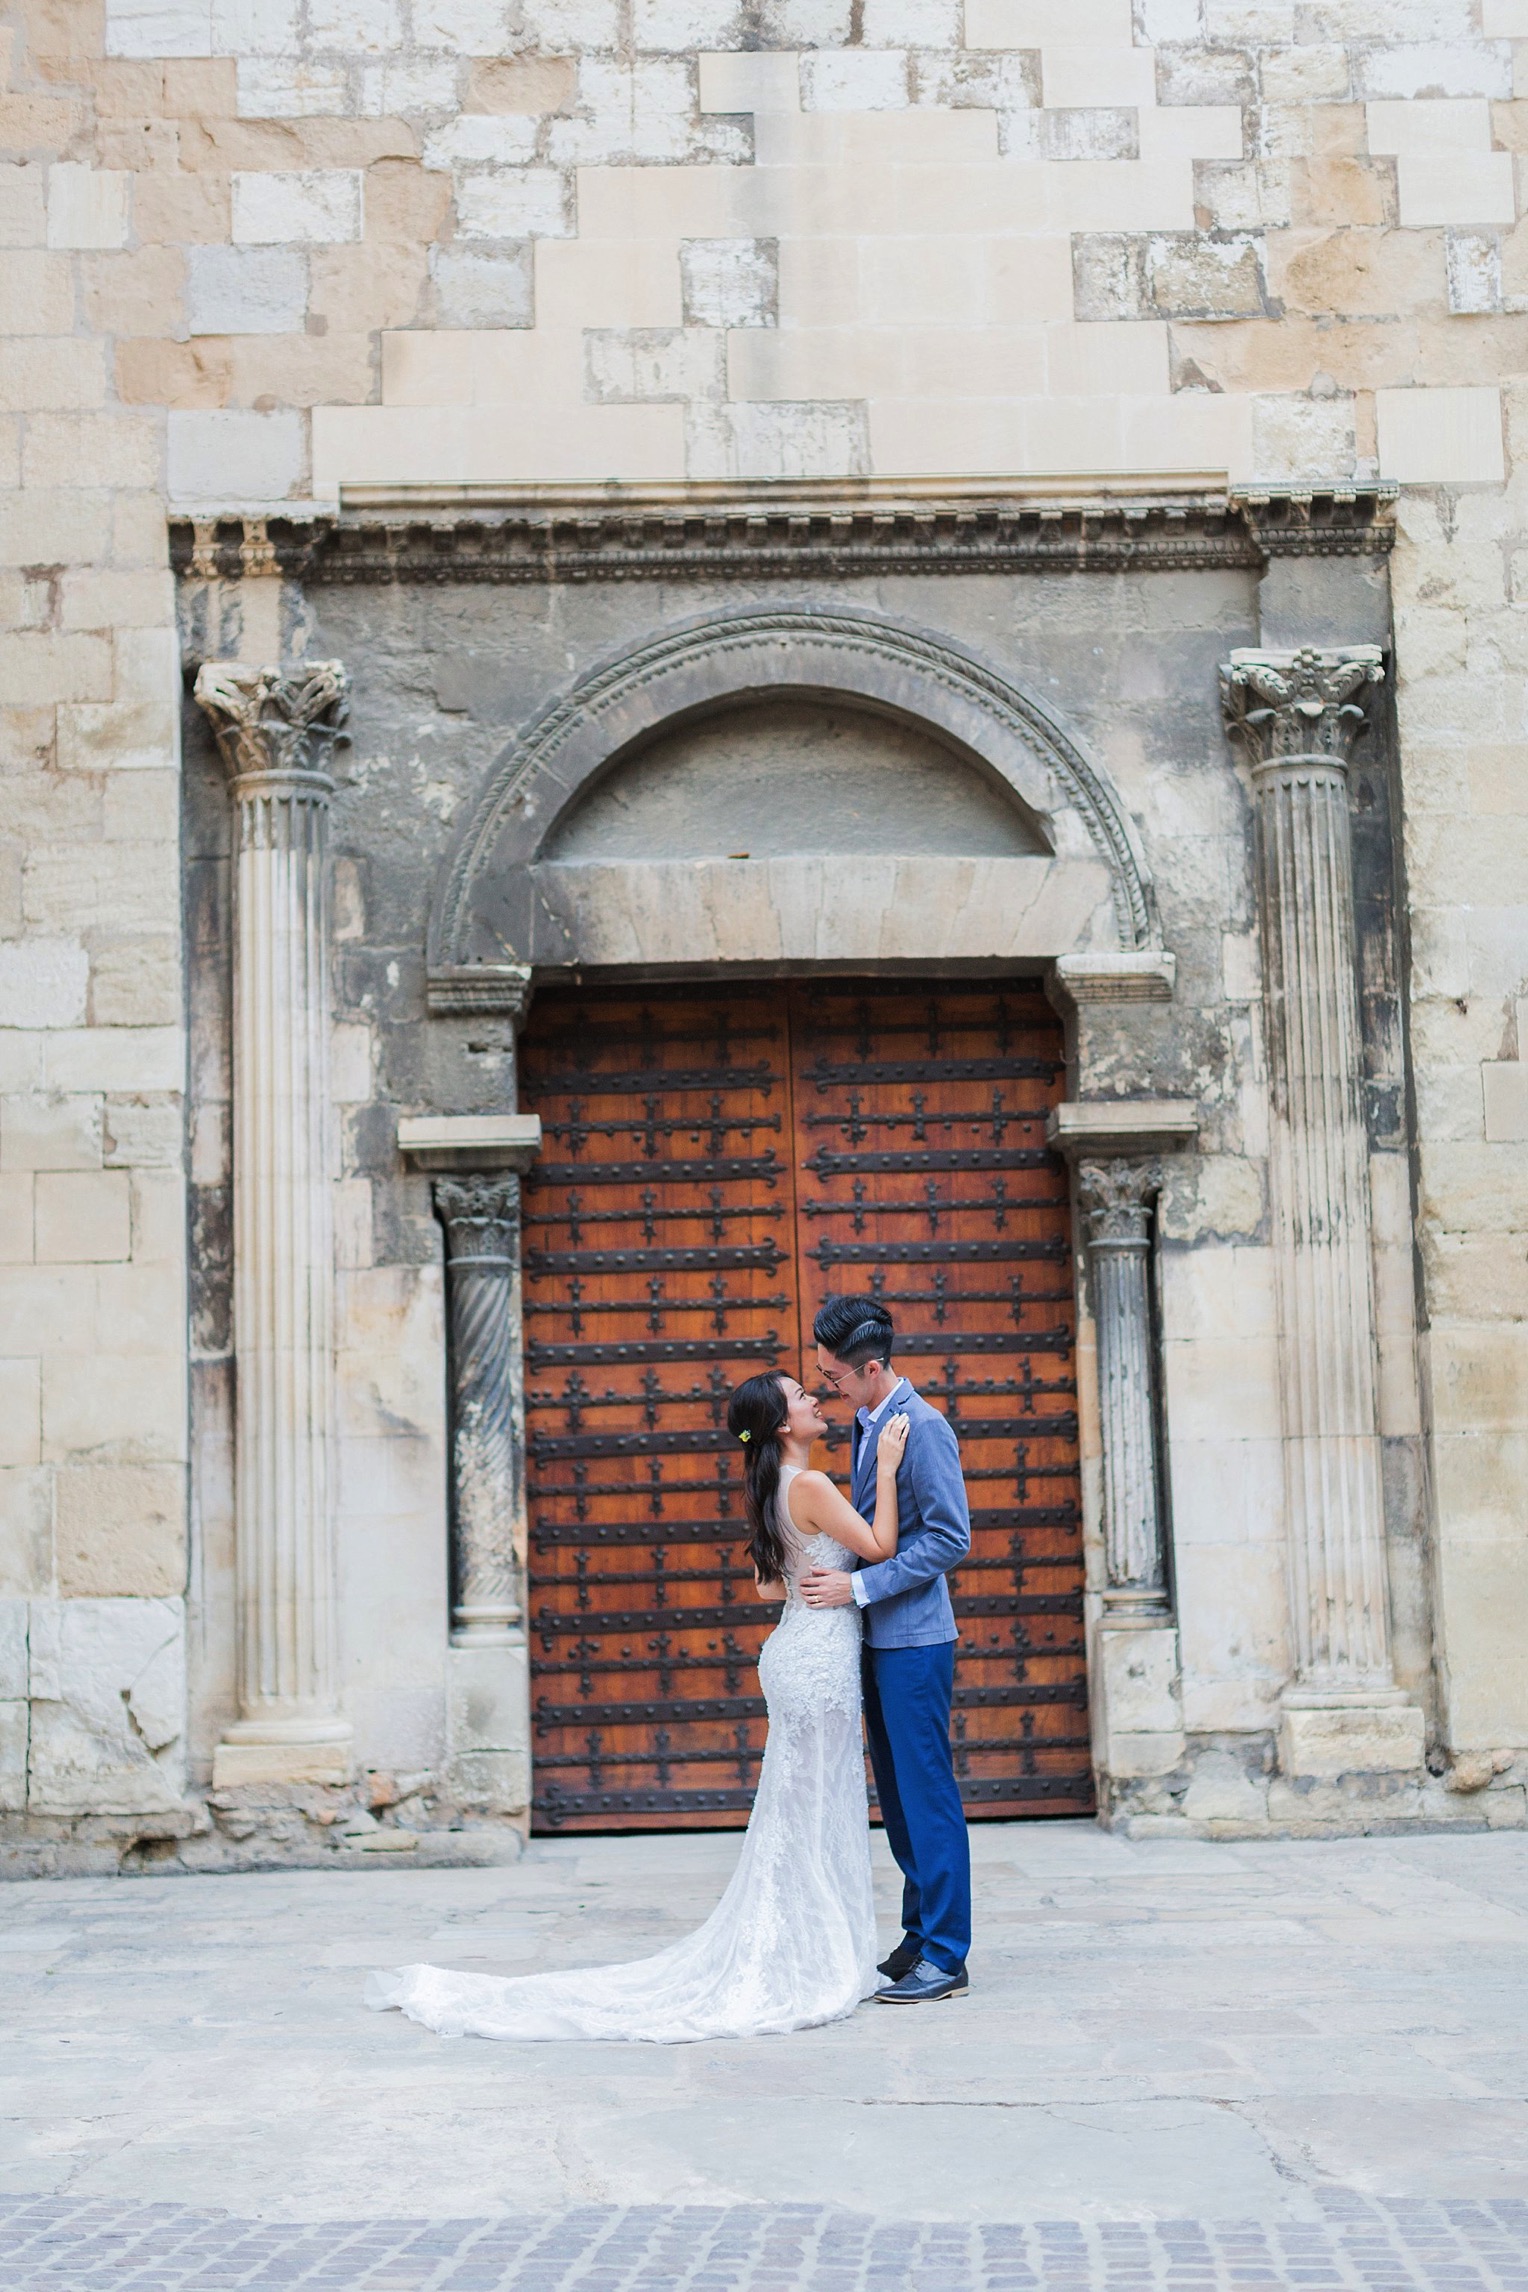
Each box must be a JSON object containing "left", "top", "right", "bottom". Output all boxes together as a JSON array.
[
  {"left": 6, "top": 1826, "right": 1528, "bottom": 2283},
  {"left": 6, "top": 2193, "right": 1528, "bottom": 2291}
]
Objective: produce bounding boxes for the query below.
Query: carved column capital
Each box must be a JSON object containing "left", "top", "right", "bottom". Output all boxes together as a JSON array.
[
  {"left": 434, "top": 1174, "right": 522, "bottom": 1263},
  {"left": 194, "top": 660, "right": 350, "bottom": 795},
  {"left": 1077, "top": 1158, "right": 1161, "bottom": 1249},
  {"left": 1220, "top": 646, "right": 1383, "bottom": 775}
]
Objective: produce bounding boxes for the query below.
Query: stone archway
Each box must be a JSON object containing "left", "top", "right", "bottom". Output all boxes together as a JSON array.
[{"left": 428, "top": 603, "right": 1159, "bottom": 977}]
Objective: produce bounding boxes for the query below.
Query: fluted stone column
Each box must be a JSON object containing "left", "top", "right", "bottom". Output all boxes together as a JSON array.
[
  {"left": 433, "top": 1175, "right": 527, "bottom": 1645},
  {"left": 1222, "top": 646, "right": 1422, "bottom": 1777},
  {"left": 196, "top": 662, "right": 352, "bottom": 1786},
  {"left": 1078, "top": 1159, "right": 1168, "bottom": 1621}
]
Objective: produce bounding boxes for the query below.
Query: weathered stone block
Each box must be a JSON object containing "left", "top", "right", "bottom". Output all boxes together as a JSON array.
[
  {"left": 167, "top": 408, "right": 305, "bottom": 503},
  {"left": 680, "top": 236, "right": 777, "bottom": 328},
  {"left": 685, "top": 398, "right": 869, "bottom": 480},
  {"left": 0, "top": 164, "right": 47, "bottom": 247},
  {"left": 359, "top": 59, "right": 459, "bottom": 115},
  {"left": 0, "top": 1598, "right": 26, "bottom": 1701},
  {"left": 1251, "top": 391, "right": 1356, "bottom": 481},
  {"left": 455, "top": 169, "right": 571, "bottom": 239},
  {"left": 1483, "top": 1061, "right": 1528, "bottom": 1141},
  {"left": 1279, "top": 1700, "right": 1426, "bottom": 1779},
  {"left": 26, "top": 1594, "right": 186, "bottom": 1815},
  {"left": 0, "top": 337, "right": 108, "bottom": 415},
  {"left": 0, "top": 1359, "right": 40, "bottom": 1468},
  {"left": 0, "top": 1467, "right": 52, "bottom": 1597},
  {"left": 211, "top": 1739, "right": 350, "bottom": 1784},
  {"left": 42, "top": 1346, "right": 186, "bottom": 1463},
  {"left": 412, "top": 0, "right": 512, "bottom": 51},
  {"left": 235, "top": 58, "right": 350, "bottom": 117},
  {"left": 55, "top": 1464, "right": 186, "bottom": 1597},
  {"left": 1148, "top": 231, "right": 1270, "bottom": 318},
  {"left": 800, "top": 51, "right": 909, "bottom": 112},
  {"left": 1155, "top": 44, "right": 1254, "bottom": 106},
  {"left": 34, "top": 1170, "right": 132, "bottom": 1263},
  {"left": 1034, "top": 108, "right": 1139, "bottom": 162},
  {"left": 1, "top": 1094, "right": 103, "bottom": 1173},
  {"left": 1097, "top": 1620, "right": 1183, "bottom": 1738},
  {"left": 1195, "top": 161, "right": 1292, "bottom": 232},
  {"left": 450, "top": 1749, "right": 530, "bottom": 1809},
  {"left": 47, "top": 166, "right": 131, "bottom": 252},
  {"left": 447, "top": 1640, "right": 529, "bottom": 1761},
  {"left": 429, "top": 244, "right": 533, "bottom": 328},
  {"left": 0, "top": 941, "right": 87, "bottom": 1031},
  {"left": 1181, "top": 1748, "right": 1270, "bottom": 1823},
  {"left": 1355, "top": 41, "right": 1513, "bottom": 101},
  {"left": 0, "top": 1173, "right": 32, "bottom": 1264},
  {"left": 584, "top": 326, "right": 725, "bottom": 405},
  {"left": 231, "top": 170, "right": 364, "bottom": 245},
  {"left": 187, "top": 244, "right": 308, "bottom": 334}
]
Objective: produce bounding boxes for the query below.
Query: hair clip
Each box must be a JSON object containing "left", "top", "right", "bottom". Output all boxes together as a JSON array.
[{"left": 737, "top": 1429, "right": 751, "bottom": 1442}]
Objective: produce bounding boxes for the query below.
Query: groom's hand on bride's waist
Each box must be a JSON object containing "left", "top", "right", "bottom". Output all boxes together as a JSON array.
[{"left": 800, "top": 1568, "right": 854, "bottom": 1608}]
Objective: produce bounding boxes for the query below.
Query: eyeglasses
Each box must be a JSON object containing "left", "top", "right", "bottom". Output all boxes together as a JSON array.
[{"left": 820, "top": 1366, "right": 852, "bottom": 1390}]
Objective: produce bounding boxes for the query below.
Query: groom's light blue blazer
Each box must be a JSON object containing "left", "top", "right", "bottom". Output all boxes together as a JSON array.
[{"left": 849, "top": 1377, "right": 971, "bottom": 1650}]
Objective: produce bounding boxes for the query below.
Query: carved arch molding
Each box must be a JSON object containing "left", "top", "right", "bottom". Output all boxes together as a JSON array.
[{"left": 429, "top": 605, "right": 1158, "bottom": 976}]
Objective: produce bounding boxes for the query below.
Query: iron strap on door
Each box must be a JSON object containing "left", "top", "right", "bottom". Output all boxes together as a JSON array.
[{"left": 520, "top": 980, "right": 1093, "bottom": 1833}]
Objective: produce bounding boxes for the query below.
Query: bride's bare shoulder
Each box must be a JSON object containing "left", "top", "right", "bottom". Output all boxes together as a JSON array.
[{"left": 784, "top": 1467, "right": 837, "bottom": 1522}]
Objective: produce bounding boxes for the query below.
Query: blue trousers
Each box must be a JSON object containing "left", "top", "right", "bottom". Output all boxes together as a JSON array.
[{"left": 862, "top": 1641, "right": 972, "bottom": 1975}]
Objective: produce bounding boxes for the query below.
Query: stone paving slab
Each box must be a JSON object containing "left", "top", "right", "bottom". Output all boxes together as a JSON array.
[
  {"left": 5, "top": 1824, "right": 1528, "bottom": 2282},
  {"left": 4, "top": 2194, "right": 1528, "bottom": 2291}
]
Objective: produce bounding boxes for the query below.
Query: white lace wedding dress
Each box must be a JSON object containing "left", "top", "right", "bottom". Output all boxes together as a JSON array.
[{"left": 365, "top": 1467, "right": 879, "bottom": 2043}]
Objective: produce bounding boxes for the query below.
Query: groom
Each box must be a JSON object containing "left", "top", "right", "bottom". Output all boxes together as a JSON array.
[{"left": 801, "top": 1295, "right": 973, "bottom": 2003}]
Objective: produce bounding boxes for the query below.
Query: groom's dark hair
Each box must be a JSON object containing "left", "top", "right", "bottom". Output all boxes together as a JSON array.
[{"left": 813, "top": 1293, "right": 894, "bottom": 1369}]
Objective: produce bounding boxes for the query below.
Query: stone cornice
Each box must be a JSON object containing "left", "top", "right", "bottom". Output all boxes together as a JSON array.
[{"left": 169, "top": 485, "right": 1395, "bottom": 591}]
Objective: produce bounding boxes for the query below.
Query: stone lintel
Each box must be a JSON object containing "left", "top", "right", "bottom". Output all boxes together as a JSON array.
[
  {"left": 398, "top": 1114, "right": 543, "bottom": 1172},
  {"left": 1050, "top": 951, "right": 1177, "bottom": 1007},
  {"left": 1049, "top": 1100, "right": 1199, "bottom": 1159}
]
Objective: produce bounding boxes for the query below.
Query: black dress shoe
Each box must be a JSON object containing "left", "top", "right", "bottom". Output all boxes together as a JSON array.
[
  {"left": 877, "top": 1936, "right": 921, "bottom": 1982},
  {"left": 875, "top": 1957, "right": 969, "bottom": 2004}
]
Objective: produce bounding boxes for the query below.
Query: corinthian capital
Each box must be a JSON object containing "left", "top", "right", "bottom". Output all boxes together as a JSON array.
[
  {"left": 1220, "top": 646, "right": 1383, "bottom": 772},
  {"left": 433, "top": 1174, "right": 521, "bottom": 1263},
  {"left": 1077, "top": 1158, "right": 1160, "bottom": 1248},
  {"left": 194, "top": 660, "right": 350, "bottom": 788}
]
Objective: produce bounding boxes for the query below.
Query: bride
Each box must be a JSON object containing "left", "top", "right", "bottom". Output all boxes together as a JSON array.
[{"left": 365, "top": 1371, "right": 909, "bottom": 2044}]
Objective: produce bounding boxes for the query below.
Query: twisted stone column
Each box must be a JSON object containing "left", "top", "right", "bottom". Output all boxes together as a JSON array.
[
  {"left": 196, "top": 662, "right": 352, "bottom": 1783},
  {"left": 433, "top": 1176, "right": 527, "bottom": 1644},
  {"left": 1078, "top": 1159, "right": 1168, "bottom": 1620},
  {"left": 1223, "top": 647, "right": 1420, "bottom": 1773}
]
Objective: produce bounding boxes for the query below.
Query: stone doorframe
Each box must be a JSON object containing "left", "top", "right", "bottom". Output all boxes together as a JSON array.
[
  {"left": 188, "top": 483, "right": 1419, "bottom": 1827},
  {"left": 411, "top": 603, "right": 1196, "bottom": 1824}
]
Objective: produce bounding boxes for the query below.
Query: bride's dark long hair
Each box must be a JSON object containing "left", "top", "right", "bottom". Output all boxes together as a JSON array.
[{"left": 726, "top": 1372, "right": 792, "bottom": 1584}]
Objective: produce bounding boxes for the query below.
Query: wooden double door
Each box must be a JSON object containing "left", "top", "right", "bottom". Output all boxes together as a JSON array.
[{"left": 519, "top": 977, "right": 1093, "bottom": 1833}]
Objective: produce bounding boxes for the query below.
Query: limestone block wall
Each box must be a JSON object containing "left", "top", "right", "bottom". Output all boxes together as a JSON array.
[
  {"left": 0, "top": 0, "right": 1526, "bottom": 1854},
  {"left": 0, "top": 11, "right": 192, "bottom": 1845}
]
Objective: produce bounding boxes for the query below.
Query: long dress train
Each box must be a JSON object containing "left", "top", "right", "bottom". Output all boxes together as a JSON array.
[{"left": 364, "top": 1472, "right": 878, "bottom": 2042}]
